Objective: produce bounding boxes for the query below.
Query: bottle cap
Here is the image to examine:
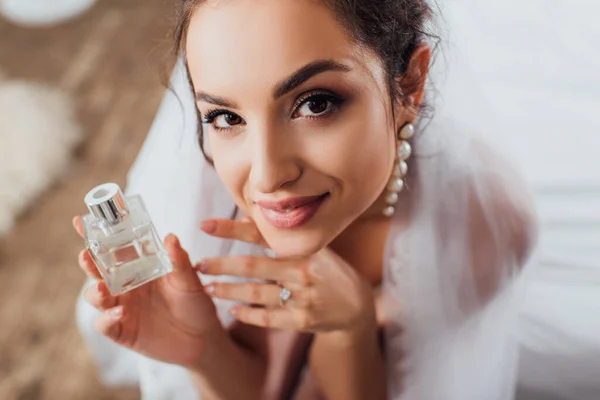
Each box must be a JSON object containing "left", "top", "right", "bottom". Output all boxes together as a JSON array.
[{"left": 84, "top": 183, "right": 129, "bottom": 224}]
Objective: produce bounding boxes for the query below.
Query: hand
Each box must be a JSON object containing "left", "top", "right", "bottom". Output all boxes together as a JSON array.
[
  {"left": 73, "top": 216, "right": 224, "bottom": 369},
  {"left": 197, "top": 218, "right": 376, "bottom": 334}
]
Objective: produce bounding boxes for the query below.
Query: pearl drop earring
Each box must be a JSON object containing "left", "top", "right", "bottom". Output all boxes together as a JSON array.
[{"left": 383, "top": 122, "right": 414, "bottom": 217}]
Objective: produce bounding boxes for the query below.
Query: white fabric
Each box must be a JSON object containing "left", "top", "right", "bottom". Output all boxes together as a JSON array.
[
  {"left": 433, "top": 2, "right": 600, "bottom": 399},
  {"left": 383, "top": 118, "right": 535, "bottom": 399}
]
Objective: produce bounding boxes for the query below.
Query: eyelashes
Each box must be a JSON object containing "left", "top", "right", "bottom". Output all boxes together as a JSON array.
[
  {"left": 290, "top": 90, "right": 345, "bottom": 119},
  {"left": 200, "top": 90, "right": 346, "bottom": 133},
  {"left": 201, "top": 109, "right": 243, "bottom": 131}
]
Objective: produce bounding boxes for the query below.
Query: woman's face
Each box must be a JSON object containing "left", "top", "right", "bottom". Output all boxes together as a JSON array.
[{"left": 186, "top": 0, "right": 410, "bottom": 257}]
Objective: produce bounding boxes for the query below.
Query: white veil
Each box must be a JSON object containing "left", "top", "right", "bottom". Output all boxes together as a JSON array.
[
  {"left": 423, "top": 2, "right": 600, "bottom": 399},
  {"left": 376, "top": 7, "right": 537, "bottom": 396},
  {"left": 76, "top": 12, "right": 538, "bottom": 399},
  {"left": 383, "top": 116, "right": 536, "bottom": 399}
]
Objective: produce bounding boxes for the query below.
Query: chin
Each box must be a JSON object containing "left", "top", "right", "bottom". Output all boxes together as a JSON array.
[{"left": 262, "top": 230, "right": 329, "bottom": 258}]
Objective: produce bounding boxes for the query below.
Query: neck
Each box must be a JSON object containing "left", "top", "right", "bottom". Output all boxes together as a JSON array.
[{"left": 329, "top": 164, "right": 416, "bottom": 286}]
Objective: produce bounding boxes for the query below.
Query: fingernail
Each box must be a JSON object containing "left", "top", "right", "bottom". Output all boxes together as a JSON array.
[
  {"left": 109, "top": 306, "right": 123, "bottom": 319},
  {"left": 72, "top": 216, "right": 79, "bottom": 229},
  {"left": 78, "top": 250, "right": 86, "bottom": 264},
  {"left": 97, "top": 281, "right": 108, "bottom": 297},
  {"left": 200, "top": 220, "right": 217, "bottom": 233},
  {"left": 204, "top": 285, "right": 215, "bottom": 295},
  {"left": 196, "top": 259, "right": 208, "bottom": 273}
]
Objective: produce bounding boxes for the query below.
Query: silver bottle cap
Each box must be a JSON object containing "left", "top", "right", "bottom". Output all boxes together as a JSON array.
[{"left": 84, "top": 183, "right": 129, "bottom": 224}]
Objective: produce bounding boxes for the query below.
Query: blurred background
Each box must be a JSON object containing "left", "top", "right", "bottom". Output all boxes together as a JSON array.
[
  {"left": 0, "top": 1, "right": 173, "bottom": 398},
  {"left": 0, "top": 1, "right": 598, "bottom": 399}
]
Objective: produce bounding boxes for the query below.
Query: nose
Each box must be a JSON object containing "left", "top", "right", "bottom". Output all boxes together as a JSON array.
[{"left": 248, "top": 125, "right": 301, "bottom": 194}]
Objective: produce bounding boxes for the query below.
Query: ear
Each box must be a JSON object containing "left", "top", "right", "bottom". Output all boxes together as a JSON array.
[{"left": 395, "top": 44, "right": 431, "bottom": 124}]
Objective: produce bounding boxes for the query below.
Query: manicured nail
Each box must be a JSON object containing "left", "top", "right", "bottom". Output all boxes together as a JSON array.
[
  {"left": 97, "top": 281, "right": 109, "bottom": 297},
  {"left": 196, "top": 259, "right": 208, "bottom": 273},
  {"left": 200, "top": 220, "right": 217, "bottom": 234},
  {"left": 72, "top": 216, "right": 79, "bottom": 230},
  {"left": 109, "top": 306, "right": 123, "bottom": 319},
  {"left": 204, "top": 285, "right": 215, "bottom": 295}
]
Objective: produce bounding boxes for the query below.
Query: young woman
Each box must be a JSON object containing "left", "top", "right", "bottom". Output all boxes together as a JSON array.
[{"left": 74, "top": 0, "right": 536, "bottom": 398}]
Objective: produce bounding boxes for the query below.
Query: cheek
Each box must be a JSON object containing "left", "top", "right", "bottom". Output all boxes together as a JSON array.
[
  {"left": 209, "top": 136, "right": 250, "bottom": 208},
  {"left": 317, "top": 101, "right": 394, "bottom": 206},
  {"left": 340, "top": 126, "right": 392, "bottom": 203}
]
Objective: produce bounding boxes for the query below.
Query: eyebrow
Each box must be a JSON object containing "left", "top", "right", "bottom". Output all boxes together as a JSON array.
[
  {"left": 272, "top": 59, "right": 352, "bottom": 99},
  {"left": 195, "top": 59, "right": 352, "bottom": 108},
  {"left": 195, "top": 92, "right": 238, "bottom": 108}
]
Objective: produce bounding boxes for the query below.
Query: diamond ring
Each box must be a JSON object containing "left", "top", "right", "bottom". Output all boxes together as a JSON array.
[{"left": 279, "top": 287, "right": 292, "bottom": 306}]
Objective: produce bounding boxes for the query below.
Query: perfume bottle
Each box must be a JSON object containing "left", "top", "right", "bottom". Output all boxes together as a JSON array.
[{"left": 82, "top": 183, "right": 173, "bottom": 295}]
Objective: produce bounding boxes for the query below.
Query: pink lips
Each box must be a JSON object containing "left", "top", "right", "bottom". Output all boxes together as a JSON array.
[{"left": 256, "top": 193, "right": 329, "bottom": 229}]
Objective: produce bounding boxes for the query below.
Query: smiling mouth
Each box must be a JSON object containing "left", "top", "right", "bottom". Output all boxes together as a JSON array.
[{"left": 256, "top": 193, "right": 330, "bottom": 229}]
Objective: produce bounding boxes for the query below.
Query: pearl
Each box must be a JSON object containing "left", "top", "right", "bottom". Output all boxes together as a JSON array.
[
  {"left": 394, "top": 161, "right": 408, "bottom": 177},
  {"left": 397, "top": 141, "right": 412, "bottom": 161},
  {"left": 400, "top": 123, "right": 415, "bottom": 139},
  {"left": 383, "top": 206, "right": 395, "bottom": 217},
  {"left": 388, "top": 178, "right": 404, "bottom": 192},
  {"left": 386, "top": 191, "right": 399, "bottom": 204}
]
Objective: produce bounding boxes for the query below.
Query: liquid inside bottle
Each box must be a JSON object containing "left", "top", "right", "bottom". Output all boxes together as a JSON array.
[{"left": 82, "top": 184, "right": 173, "bottom": 295}]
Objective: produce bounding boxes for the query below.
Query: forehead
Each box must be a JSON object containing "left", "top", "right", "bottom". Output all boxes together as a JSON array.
[{"left": 185, "top": 0, "right": 381, "bottom": 94}]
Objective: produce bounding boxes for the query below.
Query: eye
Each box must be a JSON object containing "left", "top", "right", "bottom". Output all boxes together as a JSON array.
[
  {"left": 292, "top": 91, "right": 344, "bottom": 119},
  {"left": 202, "top": 110, "right": 244, "bottom": 131}
]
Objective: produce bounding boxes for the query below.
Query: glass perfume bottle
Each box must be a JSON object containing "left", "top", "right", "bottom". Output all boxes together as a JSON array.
[{"left": 82, "top": 183, "right": 173, "bottom": 295}]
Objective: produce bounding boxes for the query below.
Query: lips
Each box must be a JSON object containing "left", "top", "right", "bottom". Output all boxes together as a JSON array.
[{"left": 256, "top": 193, "right": 329, "bottom": 229}]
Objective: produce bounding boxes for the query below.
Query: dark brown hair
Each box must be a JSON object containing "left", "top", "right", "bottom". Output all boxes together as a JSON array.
[{"left": 170, "top": 0, "right": 438, "bottom": 165}]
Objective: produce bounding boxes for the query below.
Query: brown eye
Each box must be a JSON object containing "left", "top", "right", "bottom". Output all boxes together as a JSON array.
[
  {"left": 293, "top": 93, "right": 342, "bottom": 119},
  {"left": 307, "top": 98, "right": 328, "bottom": 114},
  {"left": 224, "top": 114, "right": 242, "bottom": 126},
  {"left": 214, "top": 113, "right": 242, "bottom": 129}
]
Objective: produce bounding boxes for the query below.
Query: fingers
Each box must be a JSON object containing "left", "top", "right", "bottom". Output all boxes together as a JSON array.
[
  {"left": 72, "top": 216, "right": 84, "bottom": 238},
  {"left": 84, "top": 280, "right": 118, "bottom": 310},
  {"left": 79, "top": 249, "right": 103, "bottom": 280},
  {"left": 200, "top": 218, "right": 268, "bottom": 248},
  {"left": 231, "top": 306, "right": 311, "bottom": 331},
  {"left": 205, "top": 282, "right": 313, "bottom": 308},
  {"left": 205, "top": 282, "right": 281, "bottom": 307},
  {"left": 198, "top": 256, "right": 311, "bottom": 285},
  {"left": 94, "top": 306, "right": 124, "bottom": 342},
  {"left": 164, "top": 234, "right": 204, "bottom": 292}
]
